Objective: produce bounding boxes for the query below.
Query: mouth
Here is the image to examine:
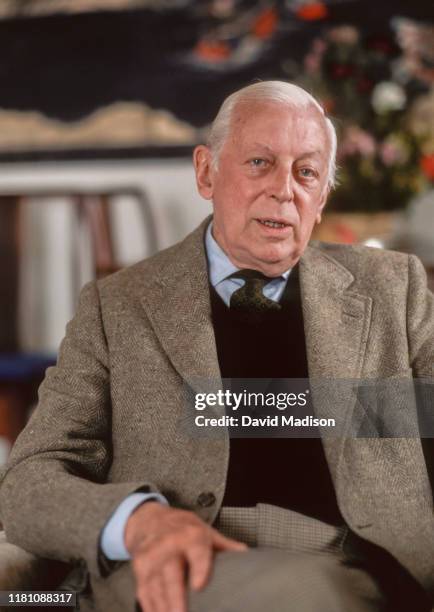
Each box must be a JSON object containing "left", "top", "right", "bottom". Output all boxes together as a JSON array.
[{"left": 256, "top": 218, "right": 291, "bottom": 230}]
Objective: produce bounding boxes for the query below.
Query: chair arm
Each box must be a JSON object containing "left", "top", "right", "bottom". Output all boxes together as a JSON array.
[{"left": 0, "top": 530, "right": 70, "bottom": 590}]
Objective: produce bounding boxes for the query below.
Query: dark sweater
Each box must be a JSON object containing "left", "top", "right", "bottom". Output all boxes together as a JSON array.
[{"left": 210, "top": 267, "right": 343, "bottom": 526}]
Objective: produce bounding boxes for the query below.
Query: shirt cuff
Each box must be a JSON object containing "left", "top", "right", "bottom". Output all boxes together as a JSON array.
[{"left": 100, "top": 492, "right": 168, "bottom": 560}]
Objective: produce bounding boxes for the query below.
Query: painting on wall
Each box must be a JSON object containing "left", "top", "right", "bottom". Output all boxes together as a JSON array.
[{"left": 0, "top": 0, "right": 432, "bottom": 162}]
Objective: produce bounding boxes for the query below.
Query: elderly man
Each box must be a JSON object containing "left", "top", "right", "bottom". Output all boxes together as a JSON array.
[{"left": 1, "top": 81, "right": 433, "bottom": 612}]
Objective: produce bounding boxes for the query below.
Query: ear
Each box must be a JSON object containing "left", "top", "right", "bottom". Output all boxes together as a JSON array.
[
  {"left": 193, "top": 145, "right": 214, "bottom": 200},
  {"left": 315, "top": 186, "right": 329, "bottom": 224}
]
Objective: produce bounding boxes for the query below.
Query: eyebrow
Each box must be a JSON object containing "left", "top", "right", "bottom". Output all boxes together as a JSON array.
[
  {"left": 248, "top": 144, "right": 324, "bottom": 159},
  {"left": 249, "top": 143, "right": 274, "bottom": 153},
  {"left": 297, "top": 151, "right": 324, "bottom": 160}
]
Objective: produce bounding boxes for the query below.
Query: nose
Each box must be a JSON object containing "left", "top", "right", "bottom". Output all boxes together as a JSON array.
[{"left": 268, "top": 164, "right": 294, "bottom": 203}]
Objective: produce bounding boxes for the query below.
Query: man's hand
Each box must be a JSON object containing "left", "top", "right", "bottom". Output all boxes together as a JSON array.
[{"left": 124, "top": 501, "right": 248, "bottom": 612}]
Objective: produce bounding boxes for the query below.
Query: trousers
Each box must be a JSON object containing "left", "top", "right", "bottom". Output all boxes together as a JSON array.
[
  {"left": 191, "top": 504, "right": 378, "bottom": 612},
  {"left": 86, "top": 504, "right": 431, "bottom": 612}
]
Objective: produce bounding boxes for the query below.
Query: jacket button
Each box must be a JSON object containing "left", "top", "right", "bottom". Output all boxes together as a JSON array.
[{"left": 197, "top": 492, "right": 216, "bottom": 508}]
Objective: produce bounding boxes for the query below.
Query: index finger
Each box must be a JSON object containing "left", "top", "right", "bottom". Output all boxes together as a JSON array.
[{"left": 211, "top": 529, "right": 249, "bottom": 552}]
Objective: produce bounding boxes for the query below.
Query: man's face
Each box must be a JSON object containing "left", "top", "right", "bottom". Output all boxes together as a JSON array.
[{"left": 194, "top": 102, "right": 330, "bottom": 275}]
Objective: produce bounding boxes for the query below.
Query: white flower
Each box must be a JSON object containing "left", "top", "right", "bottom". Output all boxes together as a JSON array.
[{"left": 371, "top": 81, "right": 407, "bottom": 113}]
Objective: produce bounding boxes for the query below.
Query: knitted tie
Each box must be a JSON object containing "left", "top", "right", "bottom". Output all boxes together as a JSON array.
[{"left": 229, "top": 269, "right": 282, "bottom": 313}]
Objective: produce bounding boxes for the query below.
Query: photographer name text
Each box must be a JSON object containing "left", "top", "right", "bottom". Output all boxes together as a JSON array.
[{"left": 194, "top": 415, "right": 336, "bottom": 428}]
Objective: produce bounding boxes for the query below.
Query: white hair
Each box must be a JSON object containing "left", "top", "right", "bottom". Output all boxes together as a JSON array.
[{"left": 207, "top": 80, "right": 337, "bottom": 190}]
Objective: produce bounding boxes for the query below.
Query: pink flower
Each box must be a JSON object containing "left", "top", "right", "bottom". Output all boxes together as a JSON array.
[
  {"left": 379, "top": 142, "right": 404, "bottom": 166},
  {"left": 379, "top": 137, "right": 409, "bottom": 166},
  {"left": 339, "top": 126, "right": 376, "bottom": 158}
]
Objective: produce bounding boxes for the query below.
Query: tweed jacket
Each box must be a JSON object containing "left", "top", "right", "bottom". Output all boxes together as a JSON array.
[{"left": 0, "top": 217, "right": 433, "bottom": 596}]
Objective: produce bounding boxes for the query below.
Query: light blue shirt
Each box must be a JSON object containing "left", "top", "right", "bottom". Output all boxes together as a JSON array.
[
  {"left": 205, "top": 222, "right": 290, "bottom": 306},
  {"left": 101, "top": 492, "right": 168, "bottom": 560},
  {"left": 101, "top": 220, "right": 291, "bottom": 560}
]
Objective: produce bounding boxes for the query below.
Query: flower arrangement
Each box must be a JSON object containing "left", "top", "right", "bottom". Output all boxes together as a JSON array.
[{"left": 300, "top": 20, "right": 434, "bottom": 212}]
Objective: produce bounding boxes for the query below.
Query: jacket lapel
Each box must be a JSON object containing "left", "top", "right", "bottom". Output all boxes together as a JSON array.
[
  {"left": 299, "top": 245, "right": 373, "bottom": 485},
  {"left": 299, "top": 244, "right": 372, "bottom": 380},
  {"left": 141, "top": 218, "right": 222, "bottom": 394}
]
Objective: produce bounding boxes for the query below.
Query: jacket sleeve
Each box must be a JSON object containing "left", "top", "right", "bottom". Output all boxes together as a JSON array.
[
  {"left": 0, "top": 281, "right": 161, "bottom": 577},
  {"left": 407, "top": 254, "right": 434, "bottom": 379}
]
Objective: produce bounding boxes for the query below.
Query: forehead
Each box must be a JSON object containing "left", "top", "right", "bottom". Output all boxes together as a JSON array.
[{"left": 226, "top": 101, "right": 330, "bottom": 158}]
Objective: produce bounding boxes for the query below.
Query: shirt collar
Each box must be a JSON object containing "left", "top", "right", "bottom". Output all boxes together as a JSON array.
[{"left": 205, "top": 221, "right": 291, "bottom": 288}]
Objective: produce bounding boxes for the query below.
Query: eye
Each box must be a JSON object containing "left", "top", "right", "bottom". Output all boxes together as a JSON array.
[
  {"left": 298, "top": 167, "right": 317, "bottom": 178},
  {"left": 249, "top": 158, "right": 269, "bottom": 169}
]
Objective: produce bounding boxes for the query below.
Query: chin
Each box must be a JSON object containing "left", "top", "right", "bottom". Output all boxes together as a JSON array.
[{"left": 258, "top": 247, "right": 296, "bottom": 265}]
